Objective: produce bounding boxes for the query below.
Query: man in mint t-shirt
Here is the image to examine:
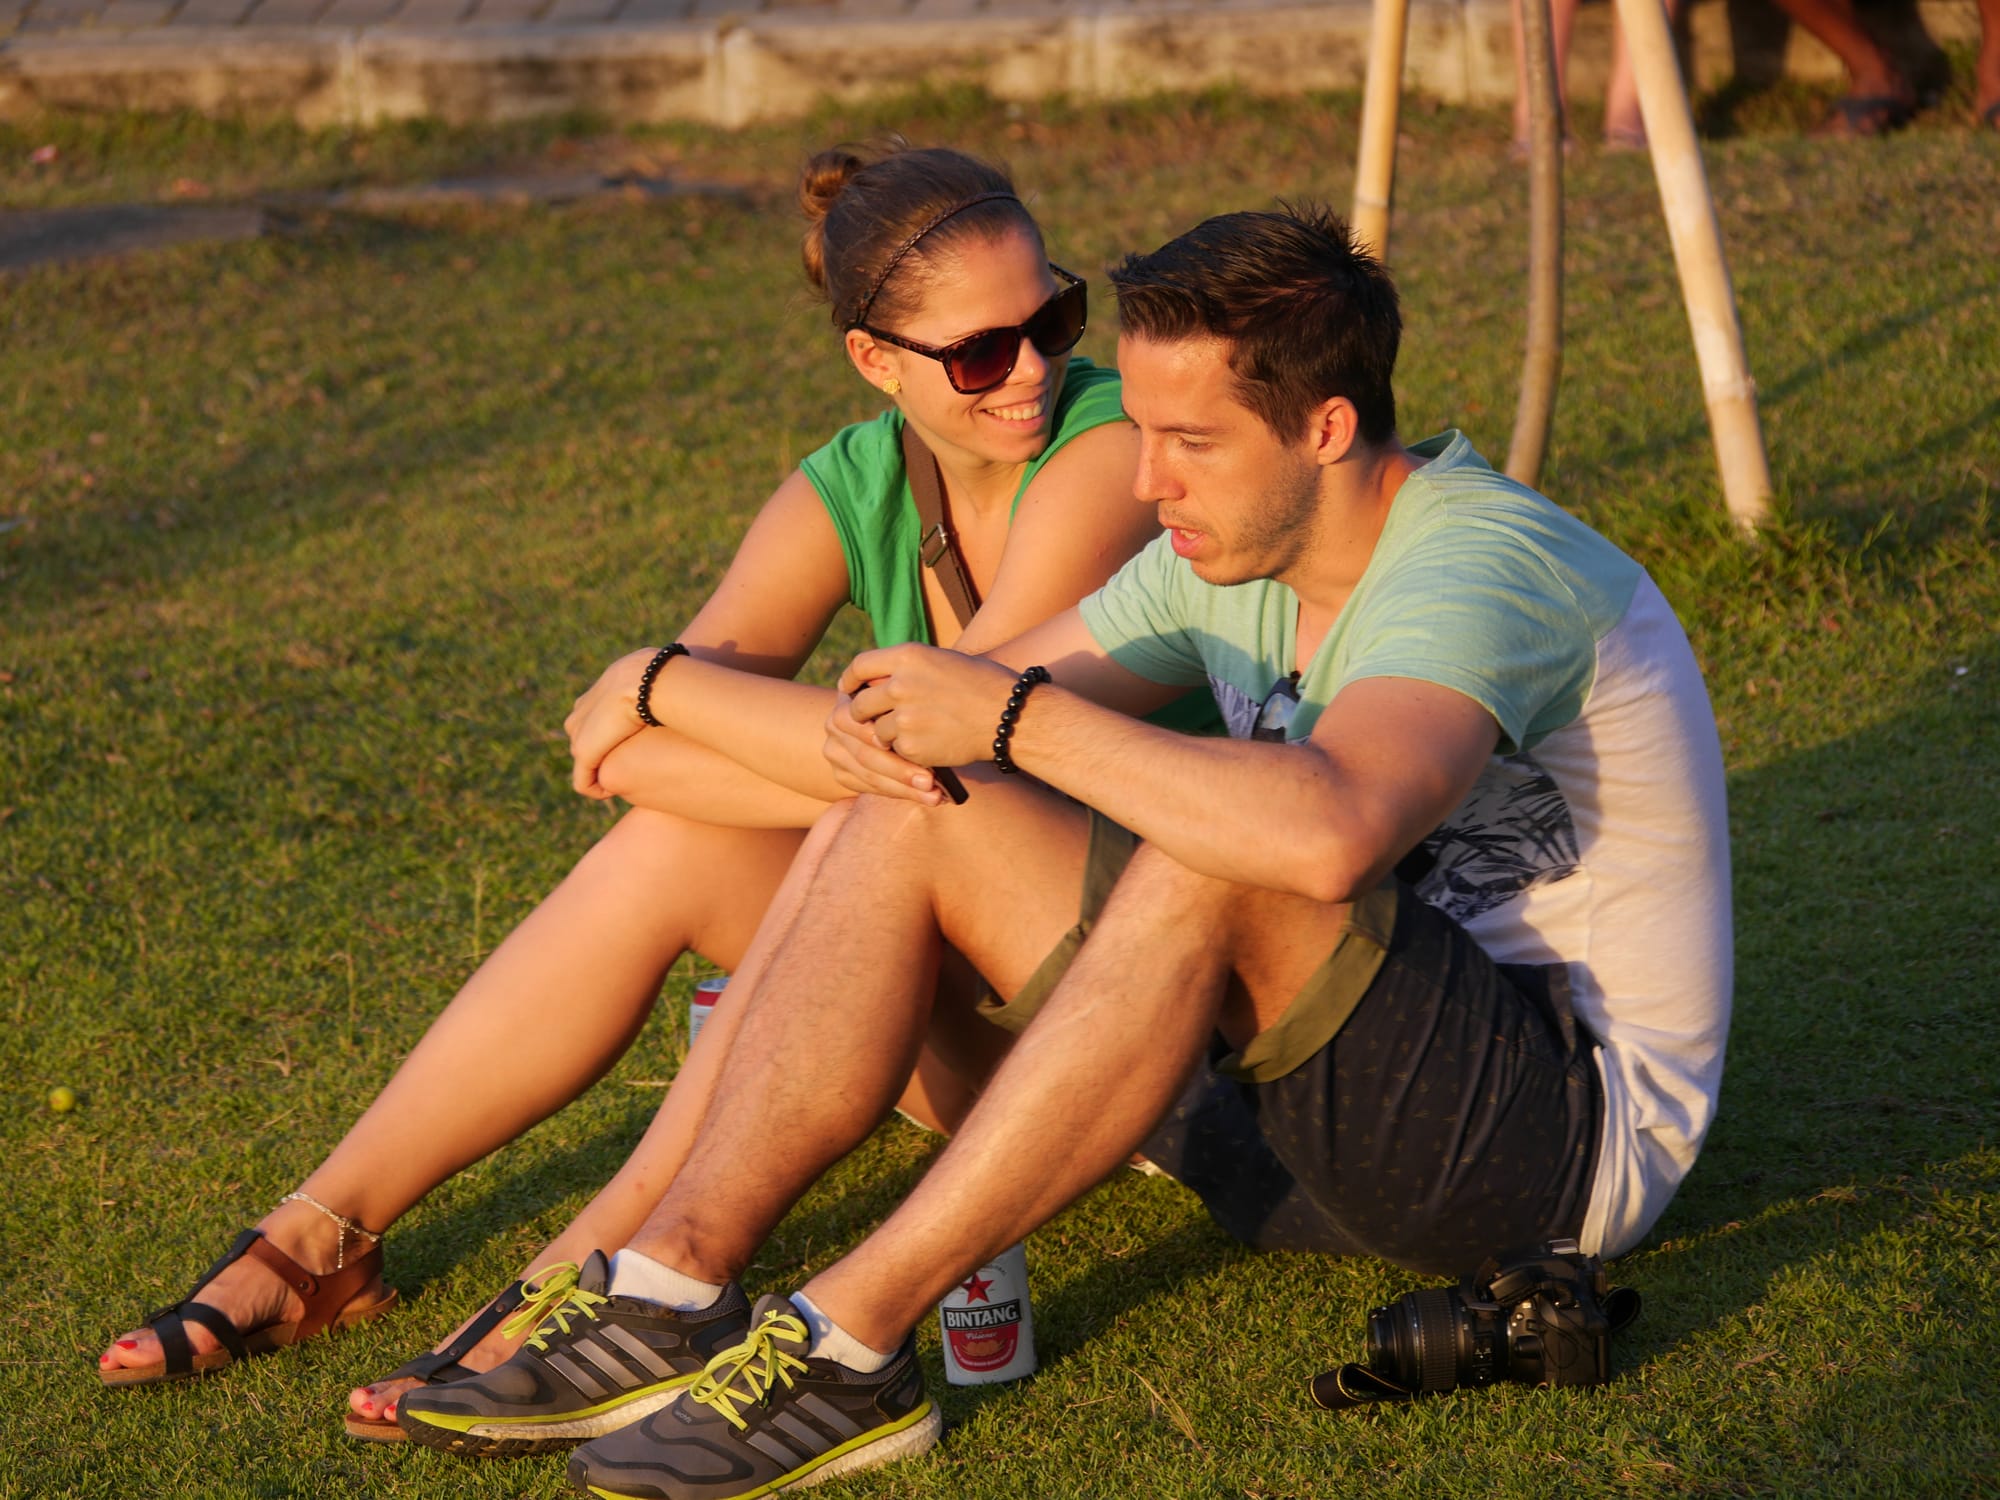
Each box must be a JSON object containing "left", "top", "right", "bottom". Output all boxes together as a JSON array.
[{"left": 557, "top": 207, "right": 1731, "bottom": 1499}]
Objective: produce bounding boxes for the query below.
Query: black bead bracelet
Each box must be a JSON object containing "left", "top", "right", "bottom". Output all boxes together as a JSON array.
[
  {"left": 992, "top": 664, "right": 1051, "bottom": 775},
  {"left": 634, "top": 642, "right": 690, "bottom": 728}
]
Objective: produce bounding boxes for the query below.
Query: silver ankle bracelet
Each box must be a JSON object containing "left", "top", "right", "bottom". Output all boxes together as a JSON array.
[{"left": 279, "top": 1191, "right": 384, "bottom": 1271}]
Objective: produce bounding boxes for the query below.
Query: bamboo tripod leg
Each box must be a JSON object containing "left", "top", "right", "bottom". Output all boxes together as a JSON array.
[
  {"left": 1613, "top": 0, "right": 1773, "bottom": 531},
  {"left": 1506, "top": 0, "right": 1564, "bottom": 488},
  {"left": 1352, "top": 0, "right": 1410, "bottom": 261}
]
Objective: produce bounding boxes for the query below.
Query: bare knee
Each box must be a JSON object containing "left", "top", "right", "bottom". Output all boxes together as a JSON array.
[
  {"left": 1118, "top": 841, "right": 1350, "bottom": 969},
  {"left": 1118, "top": 840, "right": 1242, "bottom": 916},
  {"left": 837, "top": 791, "right": 961, "bottom": 874}
]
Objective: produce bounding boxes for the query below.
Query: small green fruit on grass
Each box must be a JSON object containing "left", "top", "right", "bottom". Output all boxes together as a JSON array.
[{"left": 49, "top": 1086, "right": 76, "bottom": 1113}]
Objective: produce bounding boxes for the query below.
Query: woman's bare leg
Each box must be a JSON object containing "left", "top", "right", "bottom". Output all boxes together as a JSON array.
[
  {"left": 98, "top": 807, "right": 804, "bottom": 1382},
  {"left": 351, "top": 804, "right": 1016, "bottom": 1419}
]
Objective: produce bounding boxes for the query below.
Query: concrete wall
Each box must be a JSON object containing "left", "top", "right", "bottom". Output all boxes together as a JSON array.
[{"left": 0, "top": 0, "right": 1984, "bottom": 127}]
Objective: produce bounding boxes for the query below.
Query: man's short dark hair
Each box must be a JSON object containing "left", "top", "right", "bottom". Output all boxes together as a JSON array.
[{"left": 1109, "top": 204, "right": 1400, "bottom": 444}]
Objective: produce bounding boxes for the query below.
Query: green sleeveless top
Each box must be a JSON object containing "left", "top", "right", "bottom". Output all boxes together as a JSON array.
[
  {"left": 800, "top": 358, "right": 1219, "bottom": 736},
  {"left": 801, "top": 358, "right": 1124, "bottom": 649}
]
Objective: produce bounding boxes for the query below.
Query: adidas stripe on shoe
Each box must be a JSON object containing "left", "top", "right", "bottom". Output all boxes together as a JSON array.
[
  {"left": 397, "top": 1250, "right": 751, "bottom": 1459},
  {"left": 567, "top": 1292, "right": 942, "bottom": 1500}
]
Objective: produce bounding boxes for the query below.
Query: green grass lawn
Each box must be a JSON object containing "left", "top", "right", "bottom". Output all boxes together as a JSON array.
[{"left": 3, "top": 84, "right": 1998, "bottom": 1499}]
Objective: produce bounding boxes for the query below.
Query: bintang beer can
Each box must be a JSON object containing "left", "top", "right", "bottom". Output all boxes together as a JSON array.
[
  {"left": 939, "top": 1242, "right": 1037, "bottom": 1385},
  {"left": 688, "top": 976, "right": 728, "bottom": 1046}
]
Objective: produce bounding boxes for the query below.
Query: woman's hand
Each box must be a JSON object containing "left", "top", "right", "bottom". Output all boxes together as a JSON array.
[
  {"left": 822, "top": 690, "right": 950, "bottom": 804},
  {"left": 834, "top": 646, "right": 1017, "bottom": 801},
  {"left": 565, "top": 648, "right": 662, "bottom": 799}
]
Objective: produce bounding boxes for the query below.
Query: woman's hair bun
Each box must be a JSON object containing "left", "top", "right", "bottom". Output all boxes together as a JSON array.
[
  {"left": 799, "top": 149, "right": 867, "bottom": 294},
  {"left": 797, "top": 140, "right": 1026, "bottom": 324}
]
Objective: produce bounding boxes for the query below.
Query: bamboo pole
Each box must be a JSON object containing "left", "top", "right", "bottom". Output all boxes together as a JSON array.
[
  {"left": 1506, "top": 0, "right": 1564, "bottom": 488},
  {"left": 1351, "top": 0, "right": 1409, "bottom": 261},
  {"left": 1612, "top": 0, "right": 1773, "bottom": 531}
]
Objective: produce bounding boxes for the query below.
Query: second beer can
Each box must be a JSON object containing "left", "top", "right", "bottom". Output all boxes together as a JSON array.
[
  {"left": 938, "top": 1241, "right": 1037, "bottom": 1385},
  {"left": 688, "top": 975, "right": 728, "bottom": 1047}
]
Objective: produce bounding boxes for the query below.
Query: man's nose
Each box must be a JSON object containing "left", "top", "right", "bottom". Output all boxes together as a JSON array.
[{"left": 1134, "top": 441, "right": 1176, "bottom": 505}]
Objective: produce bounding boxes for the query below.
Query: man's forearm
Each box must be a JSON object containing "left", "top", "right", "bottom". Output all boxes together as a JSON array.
[{"left": 998, "top": 684, "right": 1380, "bottom": 903}]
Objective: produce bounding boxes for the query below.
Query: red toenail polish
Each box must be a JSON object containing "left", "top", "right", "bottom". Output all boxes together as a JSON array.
[{"left": 117, "top": 1340, "right": 139, "bottom": 1349}]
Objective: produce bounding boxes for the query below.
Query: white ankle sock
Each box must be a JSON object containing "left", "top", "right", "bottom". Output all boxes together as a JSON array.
[
  {"left": 607, "top": 1249, "right": 725, "bottom": 1312},
  {"left": 789, "top": 1292, "right": 893, "bottom": 1373}
]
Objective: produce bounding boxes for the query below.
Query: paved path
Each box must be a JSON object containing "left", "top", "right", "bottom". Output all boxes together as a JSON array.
[
  {"left": 0, "top": 171, "right": 741, "bottom": 268},
  {"left": 0, "top": 0, "right": 1979, "bottom": 127},
  {"left": 3, "top": 0, "right": 927, "bottom": 35}
]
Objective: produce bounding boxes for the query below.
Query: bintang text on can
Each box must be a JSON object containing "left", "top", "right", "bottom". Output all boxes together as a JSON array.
[
  {"left": 939, "top": 1242, "right": 1037, "bottom": 1385},
  {"left": 689, "top": 976, "right": 728, "bottom": 1047}
]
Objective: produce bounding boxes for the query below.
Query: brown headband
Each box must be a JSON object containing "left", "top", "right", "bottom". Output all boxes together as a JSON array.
[{"left": 844, "top": 190, "right": 1023, "bottom": 329}]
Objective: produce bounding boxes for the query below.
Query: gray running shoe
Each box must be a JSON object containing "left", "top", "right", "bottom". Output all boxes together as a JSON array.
[
  {"left": 566, "top": 1293, "right": 941, "bottom": 1499},
  {"left": 397, "top": 1250, "right": 751, "bottom": 1459}
]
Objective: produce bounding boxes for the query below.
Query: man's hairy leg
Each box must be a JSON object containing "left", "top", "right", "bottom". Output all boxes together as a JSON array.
[
  {"left": 622, "top": 775, "right": 1091, "bottom": 1284},
  {"left": 801, "top": 842, "right": 1352, "bottom": 1350}
]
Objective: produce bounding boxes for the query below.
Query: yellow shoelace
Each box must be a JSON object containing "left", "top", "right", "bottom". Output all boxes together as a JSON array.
[
  {"left": 500, "top": 1262, "right": 609, "bottom": 1352},
  {"left": 686, "top": 1310, "right": 811, "bottom": 1431}
]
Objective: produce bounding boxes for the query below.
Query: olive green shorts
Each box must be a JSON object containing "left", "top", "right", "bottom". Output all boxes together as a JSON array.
[{"left": 974, "top": 809, "right": 1399, "bottom": 1085}]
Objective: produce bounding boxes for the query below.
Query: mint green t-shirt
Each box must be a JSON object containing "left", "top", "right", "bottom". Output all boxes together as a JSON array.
[
  {"left": 800, "top": 358, "right": 1125, "bottom": 650},
  {"left": 1080, "top": 431, "right": 1735, "bottom": 1267},
  {"left": 1079, "top": 430, "right": 1642, "bottom": 753}
]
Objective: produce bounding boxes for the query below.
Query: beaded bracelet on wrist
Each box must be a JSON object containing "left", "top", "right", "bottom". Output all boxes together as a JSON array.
[
  {"left": 993, "top": 664, "right": 1051, "bottom": 775},
  {"left": 635, "top": 642, "right": 690, "bottom": 728}
]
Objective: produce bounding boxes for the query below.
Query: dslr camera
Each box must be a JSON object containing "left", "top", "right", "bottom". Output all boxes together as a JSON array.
[{"left": 1312, "top": 1239, "right": 1639, "bottom": 1410}]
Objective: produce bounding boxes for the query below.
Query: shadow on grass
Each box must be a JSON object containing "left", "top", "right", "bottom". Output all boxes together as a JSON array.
[
  {"left": 1576, "top": 285, "right": 1998, "bottom": 535},
  {"left": 1612, "top": 634, "right": 1998, "bottom": 1394},
  {"left": 4, "top": 190, "right": 764, "bottom": 618},
  {"left": 1756, "top": 282, "right": 1993, "bottom": 409}
]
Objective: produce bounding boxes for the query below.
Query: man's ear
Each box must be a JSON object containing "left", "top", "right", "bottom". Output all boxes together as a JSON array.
[
  {"left": 845, "top": 329, "right": 900, "bottom": 394},
  {"left": 1308, "top": 396, "right": 1361, "bottom": 467}
]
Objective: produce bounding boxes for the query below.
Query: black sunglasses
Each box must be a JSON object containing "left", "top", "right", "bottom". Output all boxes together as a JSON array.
[
  {"left": 856, "top": 265, "right": 1088, "bottom": 395},
  {"left": 1251, "top": 672, "right": 1302, "bottom": 744}
]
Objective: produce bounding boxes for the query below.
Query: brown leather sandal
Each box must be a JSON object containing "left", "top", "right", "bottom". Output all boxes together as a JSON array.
[{"left": 100, "top": 1227, "right": 398, "bottom": 1388}]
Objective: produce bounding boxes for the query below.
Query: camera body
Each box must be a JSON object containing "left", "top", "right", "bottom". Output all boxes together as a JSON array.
[{"left": 1314, "top": 1239, "right": 1638, "bottom": 1409}]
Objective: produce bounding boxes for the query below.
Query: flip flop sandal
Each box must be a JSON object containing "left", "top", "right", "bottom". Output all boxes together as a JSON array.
[
  {"left": 100, "top": 1227, "right": 398, "bottom": 1388},
  {"left": 343, "top": 1279, "right": 526, "bottom": 1442},
  {"left": 1814, "top": 94, "right": 1915, "bottom": 138}
]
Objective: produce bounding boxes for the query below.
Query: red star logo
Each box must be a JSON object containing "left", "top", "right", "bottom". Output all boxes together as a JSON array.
[{"left": 958, "top": 1272, "right": 993, "bottom": 1303}]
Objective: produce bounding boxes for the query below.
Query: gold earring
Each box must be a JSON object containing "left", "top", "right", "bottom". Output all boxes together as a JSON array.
[{"left": 883, "top": 378, "right": 902, "bottom": 397}]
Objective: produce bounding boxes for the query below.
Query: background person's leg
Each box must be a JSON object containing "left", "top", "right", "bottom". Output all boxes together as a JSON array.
[
  {"left": 1765, "top": 0, "right": 1915, "bottom": 132},
  {"left": 1978, "top": 0, "right": 2000, "bottom": 125},
  {"left": 1603, "top": 0, "right": 1685, "bottom": 145},
  {"left": 1513, "top": 0, "right": 1582, "bottom": 146}
]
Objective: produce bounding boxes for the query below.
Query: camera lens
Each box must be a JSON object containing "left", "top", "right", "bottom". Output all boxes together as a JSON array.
[{"left": 1367, "top": 1287, "right": 1465, "bottom": 1394}]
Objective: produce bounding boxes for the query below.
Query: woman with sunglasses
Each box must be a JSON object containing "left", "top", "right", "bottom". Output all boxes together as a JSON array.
[{"left": 95, "top": 143, "right": 1195, "bottom": 1435}]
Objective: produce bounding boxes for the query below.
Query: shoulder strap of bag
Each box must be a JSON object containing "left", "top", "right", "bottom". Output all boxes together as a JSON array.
[{"left": 900, "top": 419, "right": 981, "bottom": 633}]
